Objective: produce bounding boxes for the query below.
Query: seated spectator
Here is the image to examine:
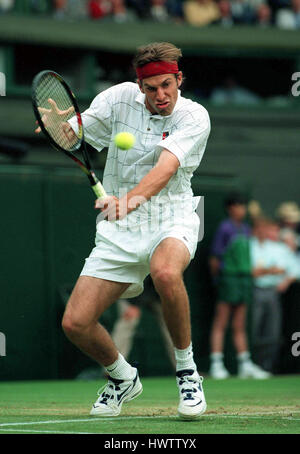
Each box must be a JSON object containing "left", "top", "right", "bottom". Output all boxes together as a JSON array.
[
  {"left": 88, "top": 0, "right": 128, "bottom": 22},
  {"left": 218, "top": 0, "right": 234, "bottom": 25},
  {"left": 0, "top": 0, "right": 14, "bottom": 13},
  {"left": 183, "top": 0, "right": 221, "bottom": 27},
  {"left": 126, "top": 0, "right": 150, "bottom": 19},
  {"left": 53, "top": 0, "right": 68, "bottom": 19},
  {"left": 66, "top": 0, "right": 88, "bottom": 19},
  {"left": 150, "top": 0, "right": 170, "bottom": 21},
  {"left": 210, "top": 76, "right": 261, "bottom": 106},
  {"left": 88, "top": 0, "right": 113, "bottom": 19},
  {"left": 217, "top": 0, "right": 271, "bottom": 26},
  {"left": 275, "top": 0, "right": 300, "bottom": 29},
  {"left": 166, "top": 0, "right": 184, "bottom": 21}
]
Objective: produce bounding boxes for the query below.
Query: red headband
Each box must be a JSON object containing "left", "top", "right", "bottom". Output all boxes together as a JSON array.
[{"left": 136, "top": 61, "right": 179, "bottom": 80}]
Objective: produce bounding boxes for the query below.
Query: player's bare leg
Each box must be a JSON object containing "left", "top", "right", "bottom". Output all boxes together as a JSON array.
[
  {"left": 62, "top": 276, "right": 129, "bottom": 366},
  {"left": 150, "top": 237, "right": 207, "bottom": 419},
  {"left": 62, "top": 276, "right": 143, "bottom": 416},
  {"left": 150, "top": 238, "right": 191, "bottom": 349}
]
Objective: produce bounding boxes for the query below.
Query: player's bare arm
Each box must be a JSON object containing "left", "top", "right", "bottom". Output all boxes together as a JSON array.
[{"left": 95, "top": 149, "right": 180, "bottom": 220}]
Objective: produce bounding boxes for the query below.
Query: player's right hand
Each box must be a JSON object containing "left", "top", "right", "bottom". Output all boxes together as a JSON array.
[{"left": 35, "top": 98, "right": 74, "bottom": 133}]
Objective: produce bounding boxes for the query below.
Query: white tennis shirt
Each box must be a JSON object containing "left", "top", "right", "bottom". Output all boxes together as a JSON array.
[{"left": 71, "top": 82, "right": 210, "bottom": 228}]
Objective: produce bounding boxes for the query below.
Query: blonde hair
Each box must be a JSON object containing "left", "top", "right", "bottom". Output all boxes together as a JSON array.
[{"left": 133, "top": 42, "right": 182, "bottom": 69}]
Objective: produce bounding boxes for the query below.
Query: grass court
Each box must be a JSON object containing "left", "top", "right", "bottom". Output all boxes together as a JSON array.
[{"left": 0, "top": 375, "right": 299, "bottom": 434}]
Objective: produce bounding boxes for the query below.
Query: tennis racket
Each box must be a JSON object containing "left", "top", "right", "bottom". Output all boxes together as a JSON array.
[{"left": 32, "top": 70, "right": 107, "bottom": 199}]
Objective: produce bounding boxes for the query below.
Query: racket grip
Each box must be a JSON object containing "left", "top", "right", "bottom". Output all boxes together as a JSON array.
[{"left": 92, "top": 181, "right": 107, "bottom": 199}]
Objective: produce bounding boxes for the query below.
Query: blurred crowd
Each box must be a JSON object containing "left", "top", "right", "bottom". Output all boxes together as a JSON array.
[
  {"left": 209, "top": 195, "right": 300, "bottom": 378},
  {"left": 1, "top": 0, "right": 300, "bottom": 28}
]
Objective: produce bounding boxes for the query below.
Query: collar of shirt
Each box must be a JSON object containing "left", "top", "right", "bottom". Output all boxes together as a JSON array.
[{"left": 135, "top": 89, "right": 182, "bottom": 119}]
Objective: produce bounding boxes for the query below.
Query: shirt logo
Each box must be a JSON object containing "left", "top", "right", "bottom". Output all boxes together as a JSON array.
[{"left": 162, "top": 131, "right": 169, "bottom": 140}]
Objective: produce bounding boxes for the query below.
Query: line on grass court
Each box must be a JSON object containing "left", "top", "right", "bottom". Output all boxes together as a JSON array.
[{"left": 0, "top": 412, "right": 299, "bottom": 433}]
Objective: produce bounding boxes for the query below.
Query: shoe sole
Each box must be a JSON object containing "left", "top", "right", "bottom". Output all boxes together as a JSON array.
[
  {"left": 177, "top": 402, "right": 207, "bottom": 420},
  {"left": 90, "top": 382, "right": 143, "bottom": 417}
]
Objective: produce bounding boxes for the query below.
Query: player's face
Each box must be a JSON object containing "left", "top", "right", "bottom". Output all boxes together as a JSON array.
[{"left": 139, "top": 73, "right": 183, "bottom": 116}]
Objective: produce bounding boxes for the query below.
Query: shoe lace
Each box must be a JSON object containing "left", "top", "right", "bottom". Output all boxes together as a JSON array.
[
  {"left": 179, "top": 375, "right": 203, "bottom": 401},
  {"left": 96, "top": 379, "right": 121, "bottom": 406}
]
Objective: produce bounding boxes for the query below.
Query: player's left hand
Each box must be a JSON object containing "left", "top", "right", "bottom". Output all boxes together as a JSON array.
[{"left": 95, "top": 196, "right": 127, "bottom": 221}]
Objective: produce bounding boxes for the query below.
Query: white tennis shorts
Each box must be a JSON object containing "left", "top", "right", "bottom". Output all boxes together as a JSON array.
[{"left": 80, "top": 212, "right": 200, "bottom": 299}]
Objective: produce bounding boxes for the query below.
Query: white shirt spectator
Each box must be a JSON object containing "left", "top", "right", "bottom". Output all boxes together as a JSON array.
[{"left": 250, "top": 237, "right": 298, "bottom": 287}]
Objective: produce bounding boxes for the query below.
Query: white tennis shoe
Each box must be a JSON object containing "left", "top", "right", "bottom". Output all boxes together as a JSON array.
[
  {"left": 176, "top": 369, "right": 207, "bottom": 420},
  {"left": 209, "top": 361, "right": 230, "bottom": 379},
  {"left": 238, "top": 361, "right": 271, "bottom": 379},
  {"left": 90, "top": 369, "right": 143, "bottom": 417}
]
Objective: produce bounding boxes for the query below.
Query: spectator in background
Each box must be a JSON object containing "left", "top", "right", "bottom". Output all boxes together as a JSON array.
[
  {"left": 209, "top": 192, "right": 251, "bottom": 284},
  {"left": 275, "top": 0, "right": 300, "bottom": 29},
  {"left": 150, "top": 0, "right": 170, "bottom": 21},
  {"left": 276, "top": 201, "right": 300, "bottom": 245},
  {"left": 53, "top": 0, "right": 68, "bottom": 19},
  {"left": 166, "top": 0, "right": 184, "bottom": 21},
  {"left": 218, "top": 0, "right": 234, "bottom": 25},
  {"left": 66, "top": 0, "right": 88, "bottom": 19},
  {"left": 210, "top": 75, "right": 261, "bottom": 106},
  {"left": 217, "top": 0, "right": 271, "bottom": 26},
  {"left": 0, "top": 0, "right": 14, "bottom": 13},
  {"left": 209, "top": 193, "right": 269, "bottom": 379},
  {"left": 279, "top": 228, "right": 300, "bottom": 279},
  {"left": 88, "top": 0, "right": 113, "bottom": 19},
  {"left": 88, "top": 0, "right": 128, "bottom": 22},
  {"left": 183, "top": 0, "right": 221, "bottom": 26},
  {"left": 250, "top": 217, "right": 298, "bottom": 373},
  {"left": 31, "top": 0, "right": 51, "bottom": 14}
]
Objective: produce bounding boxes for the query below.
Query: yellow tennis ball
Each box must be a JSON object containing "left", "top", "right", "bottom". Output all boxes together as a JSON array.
[{"left": 114, "top": 132, "right": 135, "bottom": 150}]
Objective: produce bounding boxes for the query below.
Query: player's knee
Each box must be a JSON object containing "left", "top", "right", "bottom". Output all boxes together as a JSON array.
[
  {"left": 61, "top": 313, "right": 87, "bottom": 338},
  {"left": 152, "top": 267, "right": 181, "bottom": 295}
]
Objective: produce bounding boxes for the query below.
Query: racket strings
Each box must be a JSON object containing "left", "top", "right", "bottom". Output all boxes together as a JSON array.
[{"left": 35, "top": 73, "right": 80, "bottom": 152}]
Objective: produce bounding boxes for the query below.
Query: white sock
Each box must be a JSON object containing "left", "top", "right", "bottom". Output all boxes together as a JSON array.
[
  {"left": 174, "top": 343, "right": 197, "bottom": 372},
  {"left": 210, "top": 352, "right": 224, "bottom": 363},
  {"left": 104, "top": 353, "right": 136, "bottom": 380},
  {"left": 237, "top": 351, "right": 251, "bottom": 363}
]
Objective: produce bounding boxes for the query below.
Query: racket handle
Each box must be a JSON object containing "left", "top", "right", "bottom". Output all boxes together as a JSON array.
[{"left": 92, "top": 181, "right": 107, "bottom": 199}]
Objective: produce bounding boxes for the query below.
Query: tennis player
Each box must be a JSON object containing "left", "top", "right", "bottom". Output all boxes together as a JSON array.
[{"left": 58, "top": 42, "right": 211, "bottom": 419}]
